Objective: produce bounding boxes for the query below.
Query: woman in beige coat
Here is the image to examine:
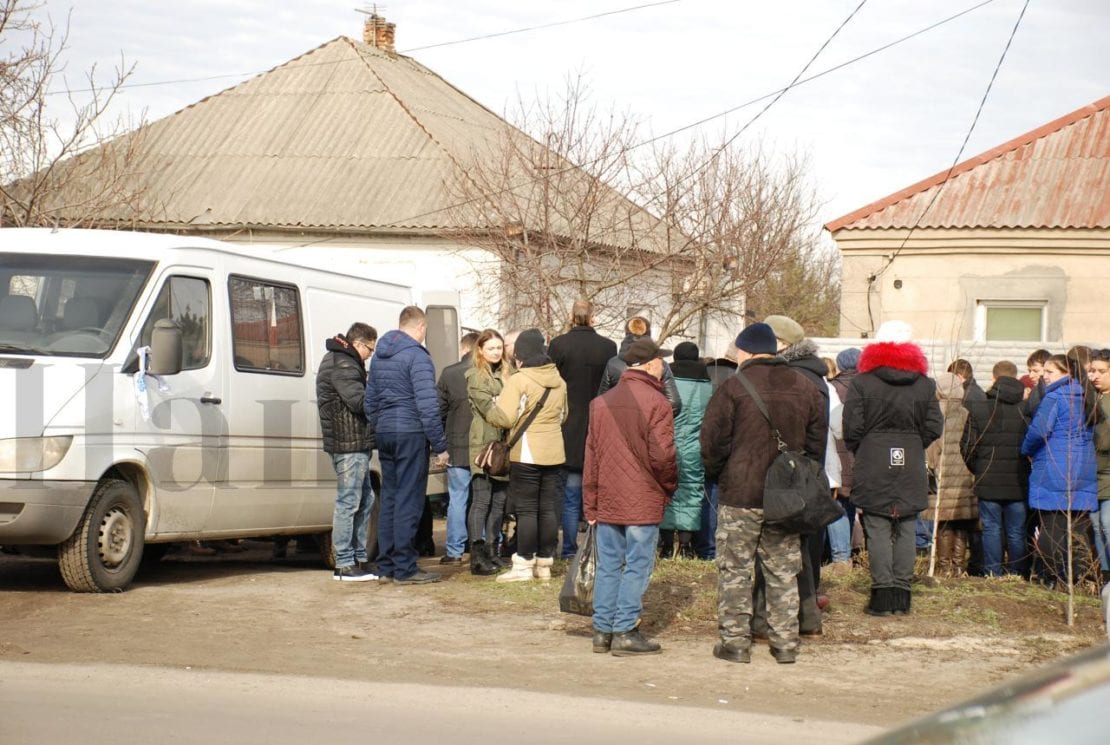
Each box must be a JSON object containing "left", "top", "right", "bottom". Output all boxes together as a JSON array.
[
  {"left": 927, "top": 372, "right": 977, "bottom": 576},
  {"left": 484, "top": 329, "right": 568, "bottom": 582}
]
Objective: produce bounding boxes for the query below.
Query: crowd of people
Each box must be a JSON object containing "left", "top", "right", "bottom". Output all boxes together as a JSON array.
[{"left": 314, "top": 303, "right": 1110, "bottom": 662}]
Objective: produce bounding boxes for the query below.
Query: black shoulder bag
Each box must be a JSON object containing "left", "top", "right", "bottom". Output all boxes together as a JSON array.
[
  {"left": 474, "top": 387, "right": 551, "bottom": 477},
  {"left": 734, "top": 369, "right": 842, "bottom": 534}
]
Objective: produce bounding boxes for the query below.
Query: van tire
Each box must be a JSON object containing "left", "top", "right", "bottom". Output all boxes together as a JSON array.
[
  {"left": 318, "top": 530, "right": 336, "bottom": 569},
  {"left": 318, "top": 498, "right": 380, "bottom": 570},
  {"left": 58, "top": 479, "right": 145, "bottom": 592}
]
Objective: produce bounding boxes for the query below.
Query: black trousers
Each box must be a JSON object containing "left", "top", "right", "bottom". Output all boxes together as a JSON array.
[
  {"left": 509, "top": 462, "right": 561, "bottom": 559},
  {"left": 1038, "top": 510, "right": 1094, "bottom": 586}
]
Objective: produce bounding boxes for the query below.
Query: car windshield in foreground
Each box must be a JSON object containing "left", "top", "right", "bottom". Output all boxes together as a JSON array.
[{"left": 0, "top": 253, "right": 154, "bottom": 358}]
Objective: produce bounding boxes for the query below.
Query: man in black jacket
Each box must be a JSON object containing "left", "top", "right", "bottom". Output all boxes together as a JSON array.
[
  {"left": 548, "top": 300, "right": 617, "bottom": 559},
  {"left": 316, "top": 323, "right": 378, "bottom": 582},
  {"left": 751, "top": 314, "right": 829, "bottom": 637},
  {"left": 598, "top": 316, "right": 681, "bottom": 417},
  {"left": 436, "top": 332, "right": 479, "bottom": 564},
  {"left": 961, "top": 361, "right": 1030, "bottom": 577}
]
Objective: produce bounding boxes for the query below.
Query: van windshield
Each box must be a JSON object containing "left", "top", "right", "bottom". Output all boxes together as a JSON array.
[{"left": 0, "top": 254, "right": 155, "bottom": 358}]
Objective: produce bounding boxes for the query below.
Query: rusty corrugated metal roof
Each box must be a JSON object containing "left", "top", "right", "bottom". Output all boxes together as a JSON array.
[
  {"left": 826, "top": 96, "right": 1110, "bottom": 232},
  {"left": 33, "top": 37, "right": 668, "bottom": 249}
]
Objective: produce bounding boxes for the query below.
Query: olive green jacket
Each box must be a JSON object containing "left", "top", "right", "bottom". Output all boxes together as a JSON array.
[{"left": 466, "top": 363, "right": 510, "bottom": 480}]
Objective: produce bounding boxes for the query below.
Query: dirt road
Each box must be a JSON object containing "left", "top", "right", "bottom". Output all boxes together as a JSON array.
[{"left": 0, "top": 541, "right": 1096, "bottom": 740}]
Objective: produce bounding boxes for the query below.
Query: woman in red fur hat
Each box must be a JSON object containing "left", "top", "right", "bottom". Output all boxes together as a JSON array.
[{"left": 842, "top": 321, "right": 943, "bottom": 616}]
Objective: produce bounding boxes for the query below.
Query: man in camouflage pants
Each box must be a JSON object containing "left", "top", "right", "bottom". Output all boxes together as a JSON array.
[{"left": 700, "top": 323, "right": 826, "bottom": 664}]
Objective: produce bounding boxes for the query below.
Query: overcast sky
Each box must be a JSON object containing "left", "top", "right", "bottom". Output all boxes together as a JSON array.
[{"left": 30, "top": 0, "right": 1110, "bottom": 225}]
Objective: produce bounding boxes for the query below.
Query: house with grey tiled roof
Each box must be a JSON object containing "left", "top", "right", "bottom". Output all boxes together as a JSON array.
[
  {"left": 827, "top": 95, "right": 1110, "bottom": 347},
  {"left": 24, "top": 16, "right": 673, "bottom": 334}
]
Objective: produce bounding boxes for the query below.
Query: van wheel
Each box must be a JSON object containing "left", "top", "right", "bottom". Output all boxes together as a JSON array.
[
  {"left": 58, "top": 479, "right": 144, "bottom": 592},
  {"left": 318, "top": 503, "right": 379, "bottom": 570},
  {"left": 318, "top": 531, "right": 336, "bottom": 569}
]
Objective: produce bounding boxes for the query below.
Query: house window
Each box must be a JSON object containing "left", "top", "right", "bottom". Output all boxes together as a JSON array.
[
  {"left": 228, "top": 276, "right": 304, "bottom": 375},
  {"left": 976, "top": 302, "right": 1045, "bottom": 342}
]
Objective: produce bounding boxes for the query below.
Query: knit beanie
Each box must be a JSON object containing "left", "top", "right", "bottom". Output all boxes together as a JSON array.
[
  {"left": 673, "top": 341, "right": 700, "bottom": 361},
  {"left": 735, "top": 323, "right": 778, "bottom": 355},
  {"left": 836, "top": 347, "right": 862, "bottom": 372},
  {"left": 875, "top": 320, "right": 913, "bottom": 343},
  {"left": 513, "top": 328, "right": 546, "bottom": 362}
]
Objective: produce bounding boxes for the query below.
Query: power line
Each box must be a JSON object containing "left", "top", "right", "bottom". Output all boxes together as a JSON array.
[
  {"left": 864, "top": 0, "right": 1031, "bottom": 334},
  {"left": 682, "top": 0, "right": 869, "bottom": 186},
  {"left": 383, "top": 0, "right": 996, "bottom": 229},
  {"left": 403, "top": 0, "right": 680, "bottom": 52},
  {"left": 45, "top": 1, "right": 680, "bottom": 96}
]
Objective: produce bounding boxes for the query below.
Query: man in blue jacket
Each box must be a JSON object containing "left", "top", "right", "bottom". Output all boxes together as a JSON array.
[{"left": 365, "top": 306, "right": 449, "bottom": 584}]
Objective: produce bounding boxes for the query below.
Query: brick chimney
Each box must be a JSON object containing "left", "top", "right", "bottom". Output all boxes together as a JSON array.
[{"left": 363, "top": 14, "right": 396, "bottom": 54}]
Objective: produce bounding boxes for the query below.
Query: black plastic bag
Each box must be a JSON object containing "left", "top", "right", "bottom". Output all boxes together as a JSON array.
[{"left": 559, "top": 524, "right": 596, "bottom": 616}]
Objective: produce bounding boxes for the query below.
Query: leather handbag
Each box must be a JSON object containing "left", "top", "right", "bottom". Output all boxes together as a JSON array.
[
  {"left": 735, "top": 370, "right": 842, "bottom": 534},
  {"left": 474, "top": 387, "right": 550, "bottom": 476}
]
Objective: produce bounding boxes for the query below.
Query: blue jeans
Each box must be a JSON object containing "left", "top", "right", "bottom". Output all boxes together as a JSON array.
[
  {"left": 915, "top": 515, "right": 933, "bottom": 551},
  {"left": 979, "top": 499, "right": 1029, "bottom": 577},
  {"left": 375, "top": 431, "right": 430, "bottom": 580},
  {"left": 560, "top": 469, "right": 584, "bottom": 558},
  {"left": 445, "top": 466, "right": 472, "bottom": 558},
  {"left": 1092, "top": 501, "right": 1110, "bottom": 572},
  {"left": 827, "top": 496, "right": 856, "bottom": 563},
  {"left": 592, "top": 523, "right": 659, "bottom": 634},
  {"left": 330, "top": 452, "right": 375, "bottom": 568},
  {"left": 694, "top": 480, "right": 718, "bottom": 559}
]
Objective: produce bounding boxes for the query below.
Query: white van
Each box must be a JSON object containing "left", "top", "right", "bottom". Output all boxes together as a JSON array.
[{"left": 0, "top": 228, "right": 458, "bottom": 592}]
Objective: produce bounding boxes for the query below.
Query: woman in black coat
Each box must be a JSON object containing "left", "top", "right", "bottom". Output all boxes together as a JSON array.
[{"left": 843, "top": 322, "right": 943, "bottom": 616}]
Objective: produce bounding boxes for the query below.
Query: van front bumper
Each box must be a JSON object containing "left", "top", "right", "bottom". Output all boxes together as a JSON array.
[{"left": 0, "top": 480, "right": 95, "bottom": 544}]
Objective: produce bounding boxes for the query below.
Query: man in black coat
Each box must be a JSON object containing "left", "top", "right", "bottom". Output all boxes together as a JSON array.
[
  {"left": 316, "top": 322, "right": 378, "bottom": 582},
  {"left": 598, "top": 316, "right": 682, "bottom": 417},
  {"left": 961, "top": 361, "right": 1030, "bottom": 577},
  {"left": 548, "top": 300, "right": 617, "bottom": 559},
  {"left": 436, "top": 332, "right": 479, "bottom": 563}
]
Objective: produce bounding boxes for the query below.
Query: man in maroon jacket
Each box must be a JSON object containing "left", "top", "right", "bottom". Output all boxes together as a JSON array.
[{"left": 584, "top": 339, "right": 678, "bottom": 656}]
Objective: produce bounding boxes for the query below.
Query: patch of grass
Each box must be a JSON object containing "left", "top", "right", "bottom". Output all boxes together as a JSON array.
[{"left": 435, "top": 555, "right": 1106, "bottom": 652}]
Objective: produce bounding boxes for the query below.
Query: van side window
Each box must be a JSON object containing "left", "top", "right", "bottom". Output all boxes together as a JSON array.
[
  {"left": 139, "top": 276, "right": 211, "bottom": 370},
  {"left": 228, "top": 276, "right": 304, "bottom": 375}
]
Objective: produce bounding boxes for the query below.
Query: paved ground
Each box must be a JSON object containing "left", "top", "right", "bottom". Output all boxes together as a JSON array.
[{"left": 0, "top": 661, "right": 884, "bottom": 745}]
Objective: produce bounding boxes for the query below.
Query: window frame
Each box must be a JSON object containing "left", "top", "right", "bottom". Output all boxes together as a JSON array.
[
  {"left": 227, "top": 274, "right": 305, "bottom": 377},
  {"left": 137, "top": 274, "right": 213, "bottom": 371},
  {"left": 974, "top": 300, "right": 1047, "bottom": 343}
]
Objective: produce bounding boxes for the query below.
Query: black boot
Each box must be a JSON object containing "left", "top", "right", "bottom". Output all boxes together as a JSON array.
[
  {"left": 469, "top": 541, "right": 498, "bottom": 576},
  {"left": 865, "top": 587, "right": 894, "bottom": 617},
  {"left": 892, "top": 588, "right": 912, "bottom": 616},
  {"left": 610, "top": 629, "right": 662, "bottom": 656},
  {"left": 488, "top": 537, "right": 508, "bottom": 568}
]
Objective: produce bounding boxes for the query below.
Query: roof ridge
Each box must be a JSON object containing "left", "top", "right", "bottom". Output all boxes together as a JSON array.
[
  {"left": 341, "top": 37, "right": 489, "bottom": 222},
  {"left": 154, "top": 37, "right": 351, "bottom": 122},
  {"left": 825, "top": 95, "right": 1110, "bottom": 232}
]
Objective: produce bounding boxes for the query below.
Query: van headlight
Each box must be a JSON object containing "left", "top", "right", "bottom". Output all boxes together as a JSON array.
[{"left": 0, "top": 436, "right": 74, "bottom": 473}]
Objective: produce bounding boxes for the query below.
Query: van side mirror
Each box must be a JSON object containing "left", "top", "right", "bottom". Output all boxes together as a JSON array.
[{"left": 149, "top": 319, "right": 183, "bottom": 375}]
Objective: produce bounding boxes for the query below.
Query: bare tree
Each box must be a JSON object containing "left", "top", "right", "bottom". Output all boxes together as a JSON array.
[
  {"left": 446, "top": 77, "right": 825, "bottom": 345},
  {"left": 1, "top": 0, "right": 148, "bottom": 227}
]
